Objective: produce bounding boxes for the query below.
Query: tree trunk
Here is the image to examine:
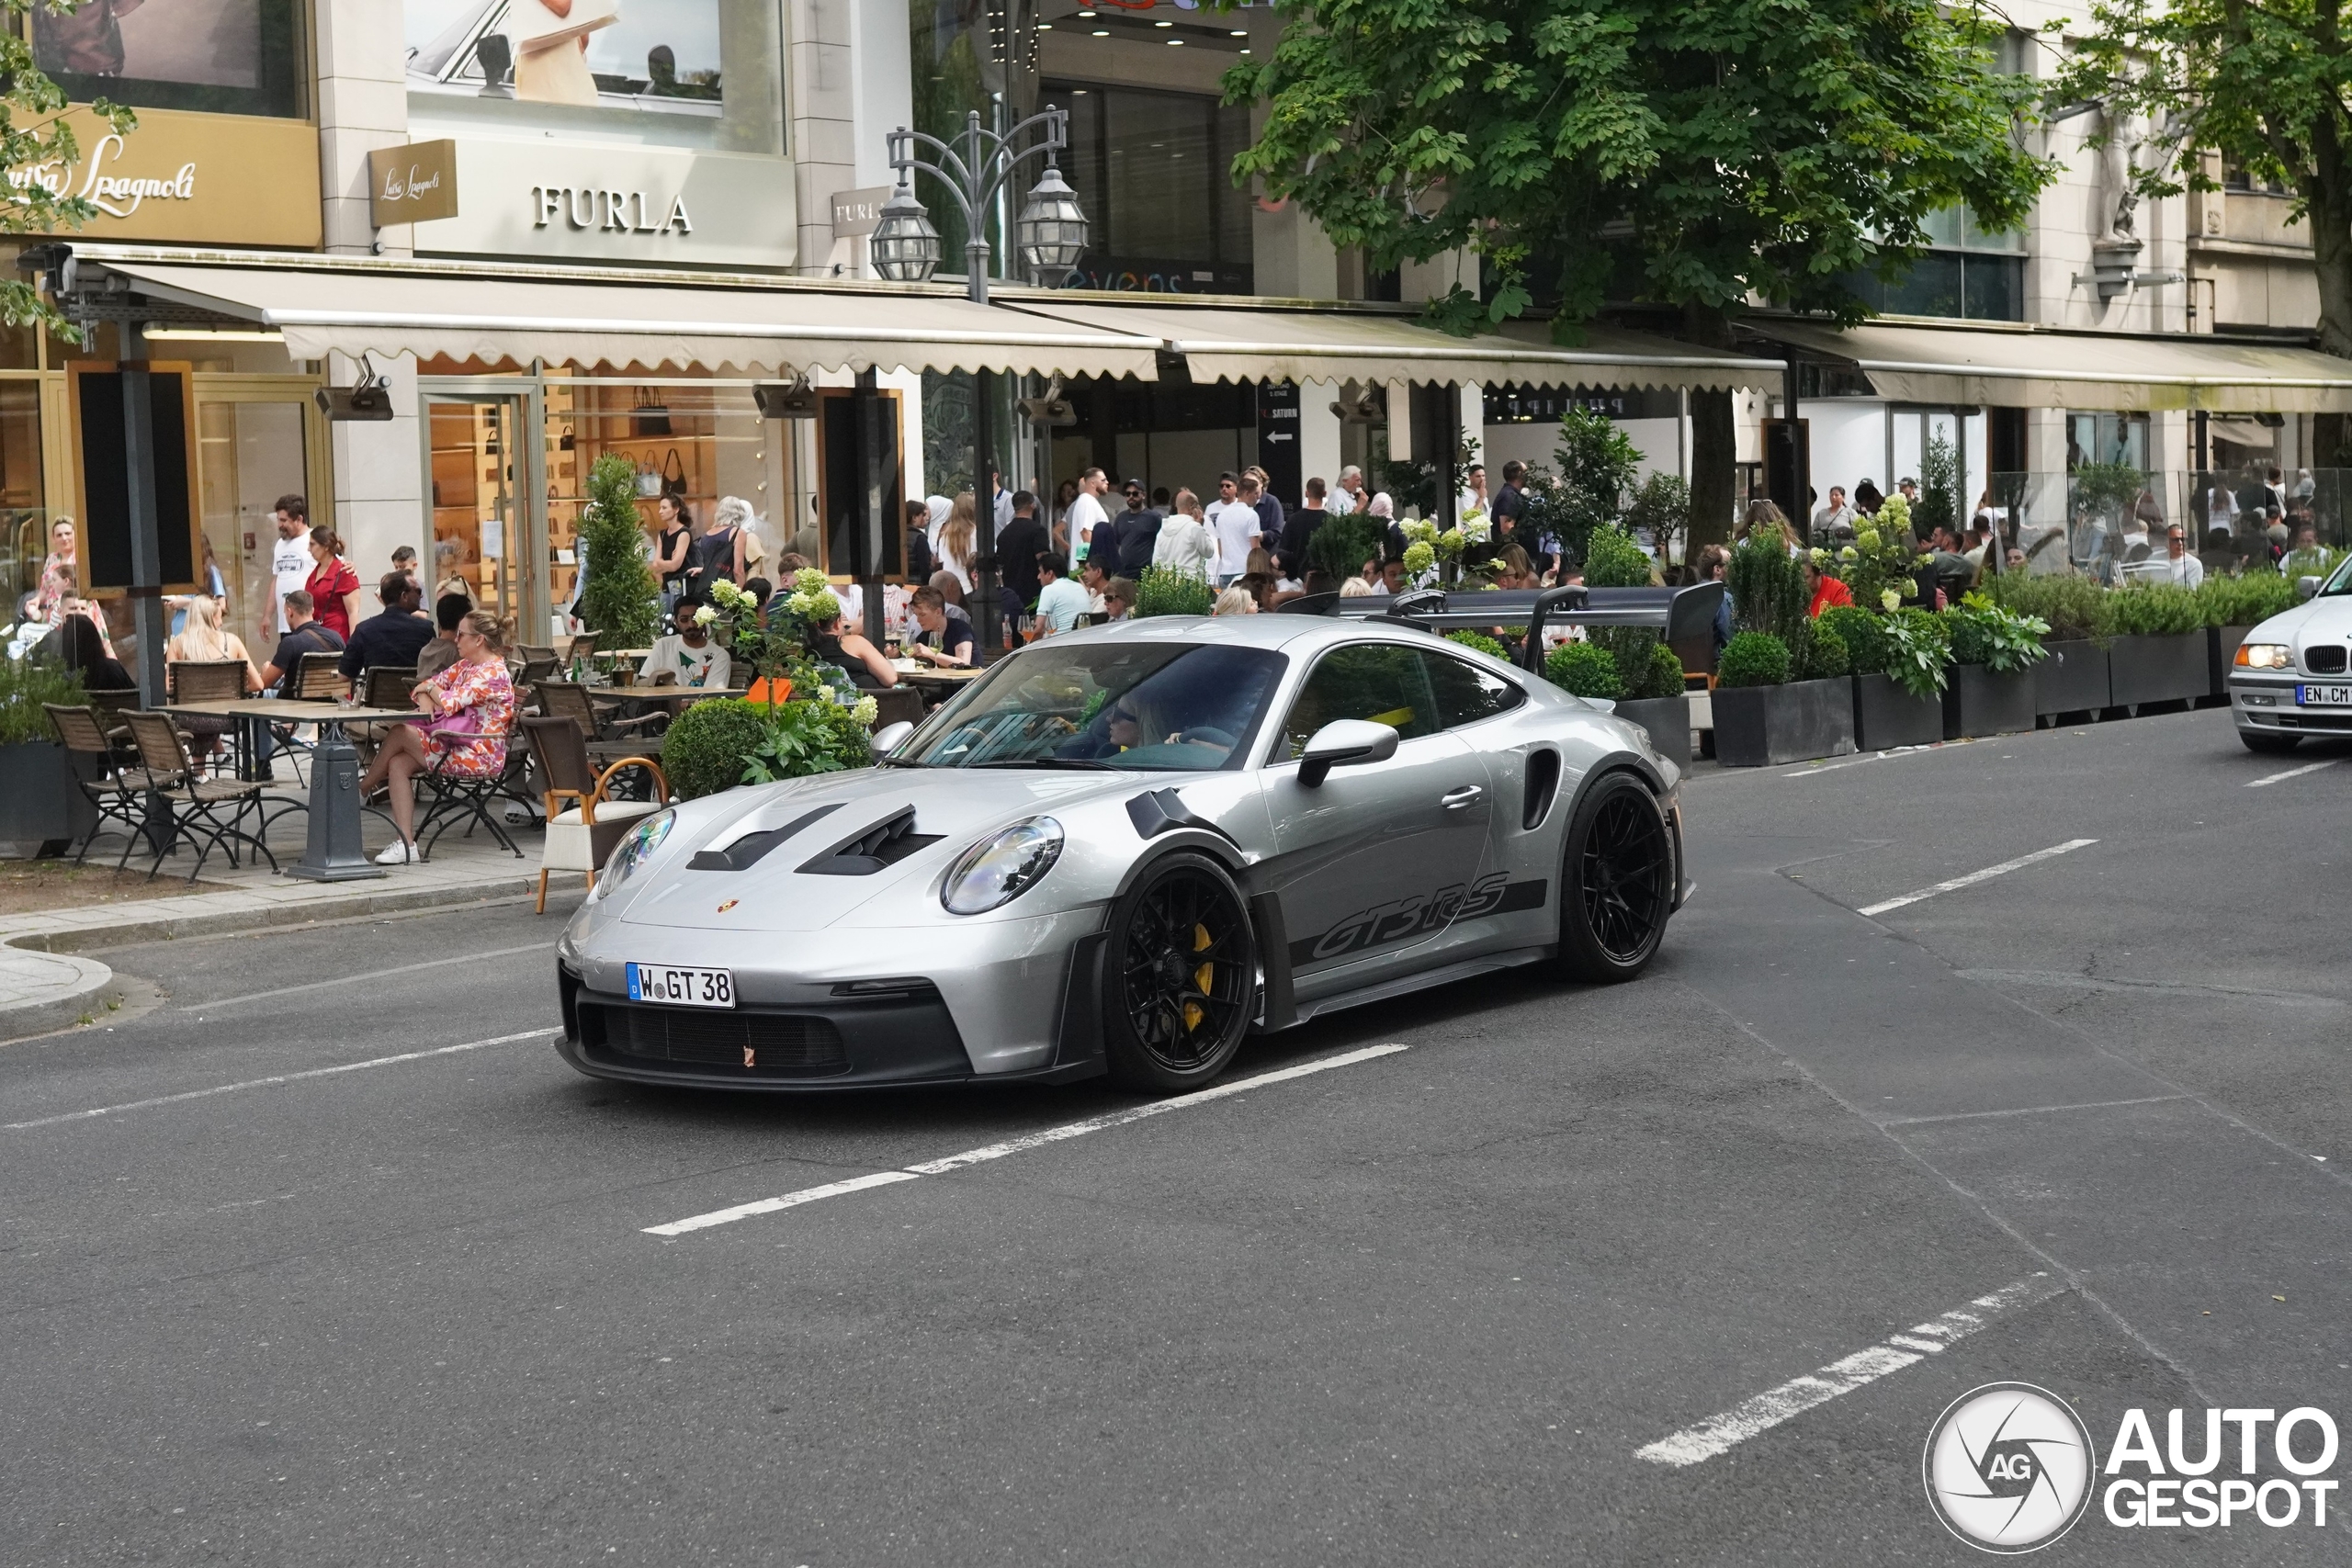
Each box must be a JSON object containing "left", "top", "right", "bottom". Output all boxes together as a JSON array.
[
  {"left": 2310, "top": 119, "right": 2352, "bottom": 360},
  {"left": 1683, "top": 303, "right": 1739, "bottom": 552}
]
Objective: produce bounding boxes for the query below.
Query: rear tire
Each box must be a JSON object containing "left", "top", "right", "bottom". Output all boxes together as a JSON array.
[
  {"left": 2239, "top": 729, "right": 2301, "bottom": 755},
  {"left": 1102, "top": 852, "right": 1256, "bottom": 1092},
  {"left": 1555, "top": 773, "right": 1674, "bottom": 984}
]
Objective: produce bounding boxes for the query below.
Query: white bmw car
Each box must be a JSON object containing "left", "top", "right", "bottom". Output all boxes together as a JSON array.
[{"left": 2228, "top": 558, "right": 2352, "bottom": 752}]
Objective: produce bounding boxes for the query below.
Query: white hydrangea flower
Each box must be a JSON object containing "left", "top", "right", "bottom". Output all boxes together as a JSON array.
[
  {"left": 1461, "top": 517, "right": 1491, "bottom": 544},
  {"left": 852, "top": 694, "right": 879, "bottom": 727},
  {"left": 694, "top": 604, "right": 718, "bottom": 626},
  {"left": 1880, "top": 587, "right": 1902, "bottom": 612}
]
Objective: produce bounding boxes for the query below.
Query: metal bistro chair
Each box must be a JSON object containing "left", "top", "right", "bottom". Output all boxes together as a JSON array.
[
  {"left": 519, "top": 715, "right": 668, "bottom": 913},
  {"left": 45, "top": 703, "right": 154, "bottom": 865},
  {"left": 413, "top": 708, "right": 530, "bottom": 861},
  {"left": 288, "top": 650, "right": 351, "bottom": 700},
  {"left": 119, "top": 711, "right": 296, "bottom": 882},
  {"left": 364, "top": 665, "right": 422, "bottom": 710},
  {"left": 532, "top": 680, "right": 666, "bottom": 771},
  {"left": 167, "top": 658, "right": 252, "bottom": 775}
]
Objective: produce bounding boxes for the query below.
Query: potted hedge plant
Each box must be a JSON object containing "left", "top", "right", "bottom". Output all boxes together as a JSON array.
[
  {"left": 1579, "top": 525, "right": 1690, "bottom": 761},
  {"left": 1132, "top": 565, "right": 1216, "bottom": 617},
  {"left": 1941, "top": 592, "right": 2048, "bottom": 739},
  {"left": 2197, "top": 573, "right": 2299, "bottom": 698},
  {"left": 0, "top": 657, "right": 97, "bottom": 858},
  {"left": 1823, "top": 603, "right": 1942, "bottom": 750},
  {"left": 1988, "top": 574, "right": 2110, "bottom": 722},
  {"left": 1710, "top": 630, "right": 1856, "bottom": 767},
  {"left": 2104, "top": 583, "right": 2208, "bottom": 710}
]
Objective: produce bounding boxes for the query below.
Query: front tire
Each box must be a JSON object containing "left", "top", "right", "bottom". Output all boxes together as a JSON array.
[
  {"left": 1555, "top": 773, "right": 1674, "bottom": 984},
  {"left": 1102, "top": 852, "right": 1256, "bottom": 1091},
  {"left": 2239, "top": 728, "right": 2301, "bottom": 755}
]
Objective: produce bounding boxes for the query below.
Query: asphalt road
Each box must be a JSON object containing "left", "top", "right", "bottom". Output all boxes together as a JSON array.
[{"left": 2, "top": 709, "right": 2346, "bottom": 1566}]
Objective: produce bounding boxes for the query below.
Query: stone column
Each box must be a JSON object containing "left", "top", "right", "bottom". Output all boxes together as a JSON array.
[{"left": 314, "top": 0, "right": 412, "bottom": 256}]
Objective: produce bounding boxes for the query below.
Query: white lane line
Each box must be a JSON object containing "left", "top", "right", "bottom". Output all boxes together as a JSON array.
[
  {"left": 3, "top": 1029, "right": 557, "bottom": 1131},
  {"left": 184, "top": 943, "right": 555, "bottom": 1011},
  {"left": 1856, "top": 839, "right": 2098, "bottom": 918},
  {"left": 1635, "top": 1274, "right": 2065, "bottom": 1468},
  {"left": 645, "top": 1042, "right": 1412, "bottom": 1238},
  {"left": 1783, "top": 746, "right": 1936, "bottom": 778},
  {"left": 2246, "top": 759, "right": 2340, "bottom": 788},
  {"left": 1881, "top": 1093, "right": 2190, "bottom": 1127}
]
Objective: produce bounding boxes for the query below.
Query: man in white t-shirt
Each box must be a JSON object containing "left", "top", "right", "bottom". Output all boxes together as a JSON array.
[
  {"left": 1065, "top": 467, "right": 1111, "bottom": 569},
  {"left": 269, "top": 496, "right": 311, "bottom": 637},
  {"left": 1328, "top": 465, "right": 1365, "bottom": 516},
  {"left": 1204, "top": 472, "right": 1260, "bottom": 586}
]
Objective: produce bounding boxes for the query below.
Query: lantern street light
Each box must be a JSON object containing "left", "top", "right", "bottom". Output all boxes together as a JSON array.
[
  {"left": 866, "top": 180, "right": 943, "bottom": 285},
  {"left": 880, "top": 106, "right": 1090, "bottom": 303}
]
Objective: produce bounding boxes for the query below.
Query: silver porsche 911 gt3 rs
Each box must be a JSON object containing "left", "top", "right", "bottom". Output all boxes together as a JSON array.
[{"left": 555, "top": 614, "right": 1688, "bottom": 1094}]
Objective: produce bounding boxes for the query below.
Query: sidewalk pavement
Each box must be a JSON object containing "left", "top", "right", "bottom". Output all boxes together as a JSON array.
[{"left": 0, "top": 810, "right": 548, "bottom": 1039}]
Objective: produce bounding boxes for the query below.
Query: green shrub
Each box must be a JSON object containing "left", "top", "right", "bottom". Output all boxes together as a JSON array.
[
  {"left": 1132, "top": 565, "right": 1216, "bottom": 617},
  {"left": 1306, "top": 512, "right": 1387, "bottom": 583},
  {"left": 1643, "top": 641, "right": 1686, "bottom": 700},
  {"left": 1944, "top": 592, "right": 2049, "bottom": 673},
  {"left": 1715, "top": 631, "right": 1792, "bottom": 688},
  {"left": 1883, "top": 608, "right": 1952, "bottom": 700},
  {"left": 0, "top": 656, "right": 87, "bottom": 746},
  {"left": 1801, "top": 625, "right": 1850, "bottom": 680},
  {"left": 1728, "top": 535, "right": 1808, "bottom": 642},
  {"left": 1816, "top": 604, "right": 1887, "bottom": 675},
  {"left": 1580, "top": 524, "right": 1655, "bottom": 588},
  {"left": 1622, "top": 473, "right": 1690, "bottom": 570},
  {"left": 660, "top": 698, "right": 772, "bottom": 800},
  {"left": 1544, "top": 640, "right": 1623, "bottom": 699},
  {"left": 2196, "top": 572, "right": 2299, "bottom": 628},
  {"left": 742, "top": 696, "right": 873, "bottom": 784},
  {"left": 2105, "top": 583, "right": 2204, "bottom": 636},
  {"left": 576, "top": 454, "right": 661, "bottom": 649},
  {"left": 1984, "top": 572, "right": 2111, "bottom": 641},
  {"left": 1445, "top": 629, "right": 1510, "bottom": 660}
]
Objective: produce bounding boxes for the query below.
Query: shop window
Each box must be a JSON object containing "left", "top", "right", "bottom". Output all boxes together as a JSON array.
[
  {"left": 405, "top": 1, "right": 786, "bottom": 154},
  {"left": 0, "top": 382, "right": 43, "bottom": 609},
  {"left": 33, "top": 0, "right": 306, "bottom": 118},
  {"left": 1045, "top": 79, "right": 1254, "bottom": 293},
  {"left": 197, "top": 400, "right": 309, "bottom": 649}
]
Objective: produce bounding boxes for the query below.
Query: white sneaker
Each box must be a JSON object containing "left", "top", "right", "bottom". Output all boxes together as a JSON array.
[{"left": 374, "top": 840, "right": 415, "bottom": 866}]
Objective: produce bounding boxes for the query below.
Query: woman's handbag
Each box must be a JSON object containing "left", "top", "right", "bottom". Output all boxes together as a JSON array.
[
  {"left": 659, "top": 448, "right": 688, "bottom": 501},
  {"left": 636, "top": 461, "right": 662, "bottom": 499},
  {"left": 632, "top": 386, "right": 673, "bottom": 438}
]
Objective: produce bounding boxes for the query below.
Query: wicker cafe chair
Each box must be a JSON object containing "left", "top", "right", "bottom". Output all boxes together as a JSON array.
[
  {"left": 413, "top": 708, "right": 531, "bottom": 861},
  {"left": 519, "top": 716, "right": 667, "bottom": 914},
  {"left": 364, "top": 666, "right": 421, "bottom": 709},
  {"left": 119, "top": 711, "right": 291, "bottom": 882},
  {"left": 167, "top": 658, "right": 253, "bottom": 776},
  {"left": 288, "top": 651, "right": 350, "bottom": 700},
  {"left": 45, "top": 703, "right": 152, "bottom": 865}
]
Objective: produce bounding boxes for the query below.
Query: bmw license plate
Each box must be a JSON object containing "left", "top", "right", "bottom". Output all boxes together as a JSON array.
[
  {"left": 2297, "top": 683, "right": 2352, "bottom": 706},
  {"left": 627, "top": 963, "right": 735, "bottom": 1009}
]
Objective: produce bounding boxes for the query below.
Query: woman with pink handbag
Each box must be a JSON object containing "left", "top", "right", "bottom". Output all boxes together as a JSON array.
[
  {"left": 509, "top": 0, "right": 618, "bottom": 107},
  {"left": 357, "top": 610, "right": 518, "bottom": 865}
]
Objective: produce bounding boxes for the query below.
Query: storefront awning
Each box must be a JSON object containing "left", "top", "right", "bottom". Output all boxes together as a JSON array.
[
  {"left": 1745, "top": 319, "right": 2352, "bottom": 413},
  {"left": 84, "top": 254, "right": 1167, "bottom": 380},
  {"left": 1006, "top": 298, "right": 1776, "bottom": 390}
]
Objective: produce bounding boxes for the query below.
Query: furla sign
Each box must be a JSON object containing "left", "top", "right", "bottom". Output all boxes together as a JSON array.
[{"left": 405, "top": 139, "right": 795, "bottom": 268}]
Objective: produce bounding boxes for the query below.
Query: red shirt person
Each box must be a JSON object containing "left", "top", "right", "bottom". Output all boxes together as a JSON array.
[
  {"left": 1804, "top": 560, "right": 1854, "bottom": 618},
  {"left": 303, "top": 527, "right": 363, "bottom": 642}
]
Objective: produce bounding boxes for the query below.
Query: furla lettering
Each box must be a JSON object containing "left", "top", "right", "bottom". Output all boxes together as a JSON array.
[{"left": 532, "top": 186, "right": 694, "bottom": 236}]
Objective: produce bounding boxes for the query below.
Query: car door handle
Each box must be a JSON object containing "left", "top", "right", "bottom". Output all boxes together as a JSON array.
[{"left": 1441, "top": 785, "right": 1485, "bottom": 810}]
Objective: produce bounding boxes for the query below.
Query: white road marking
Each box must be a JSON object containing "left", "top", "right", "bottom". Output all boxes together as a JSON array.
[
  {"left": 1881, "top": 1093, "right": 2190, "bottom": 1127},
  {"left": 1783, "top": 746, "right": 1936, "bottom": 778},
  {"left": 1634, "top": 1274, "right": 2065, "bottom": 1468},
  {"left": 1856, "top": 839, "right": 2098, "bottom": 918},
  {"left": 3, "top": 1029, "right": 558, "bottom": 1132},
  {"left": 2245, "top": 759, "right": 2340, "bottom": 788},
  {"left": 645, "top": 1043, "right": 1412, "bottom": 1238},
  {"left": 184, "top": 943, "right": 556, "bottom": 1010}
]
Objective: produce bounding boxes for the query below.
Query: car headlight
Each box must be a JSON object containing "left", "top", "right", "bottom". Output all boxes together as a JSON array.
[
  {"left": 941, "top": 816, "right": 1064, "bottom": 915},
  {"left": 597, "top": 809, "right": 674, "bottom": 899},
  {"left": 2236, "top": 642, "right": 2294, "bottom": 670}
]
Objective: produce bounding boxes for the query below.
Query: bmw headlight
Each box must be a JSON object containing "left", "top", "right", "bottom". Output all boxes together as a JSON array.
[
  {"left": 2236, "top": 642, "right": 2293, "bottom": 670},
  {"left": 597, "top": 809, "right": 674, "bottom": 899},
  {"left": 941, "top": 817, "right": 1064, "bottom": 915}
]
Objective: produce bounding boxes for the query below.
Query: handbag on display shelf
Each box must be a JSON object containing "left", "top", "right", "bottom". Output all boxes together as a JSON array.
[
  {"left": 659, "top": 449, "right": 688, "bottom": 501},
  {"left": 503, "top": 0, "right": 619, "bottom": 50},
  {"left": 636, "top": 461, "right": 662, "bottom": 499},
  {"left": 632, "top": 386, "right": 673, "bottom": 438}
]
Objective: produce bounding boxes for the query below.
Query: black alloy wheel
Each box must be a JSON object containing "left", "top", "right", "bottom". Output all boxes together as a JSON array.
[
  {"left": 1555, "top": 773, "right": 1674, "bottom": 983},
  {"left": 1103, "top": 852, "right": 1255, "bottom": 1091}
]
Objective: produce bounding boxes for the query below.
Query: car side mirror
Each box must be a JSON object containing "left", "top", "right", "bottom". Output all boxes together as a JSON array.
[
  {"left": 2298, "top": 574, "right": 2323, "bottom": 602},
  {"left": 870, "top": 719, "right": 914, "bottom": 760},
  {"left": 1296, "top": 718, "right": 1398, "bottom": 787}
]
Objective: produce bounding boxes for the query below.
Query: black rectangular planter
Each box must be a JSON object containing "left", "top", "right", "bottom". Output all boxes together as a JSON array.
[
  {"left": 2035, "top": 641, "right": 2109, "bottom": 718},
  {"left": 0, "top": 741, "right": 96, "bottom": 858},
  {"left": 1712, "top": 678, "right": 1857, "bottom": 768},
  {"left": 1613, "top": 694, "right": 1691, "bottom": 766},
  {"left": 1942, "top": 664, "right": 2037, "bottom": 739},
  {"left": 2209, "top": 625, "right": 2253, "bottom": 697},
  {"left": 2108, "top": 633, "right": 2209, "bottom": 709},
  {"left": 1851, "top": 672, "right": 1944, "bottom": 751}
]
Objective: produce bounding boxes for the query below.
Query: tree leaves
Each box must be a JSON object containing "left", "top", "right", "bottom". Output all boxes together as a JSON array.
[{"left": 0, "top": 2, "right": 137, "bottom": 343}]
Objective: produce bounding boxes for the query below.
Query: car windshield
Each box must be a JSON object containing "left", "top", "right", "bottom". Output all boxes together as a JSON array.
[
  {"left": 901, "top": 641, "right": 1286, "bottom": 771},
  {"left": 2319, "top": 557, "right": 2352, "bottom": 597}
]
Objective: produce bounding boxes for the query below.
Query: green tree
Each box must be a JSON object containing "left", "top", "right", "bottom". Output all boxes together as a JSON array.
[
  {"left": 1226, "top": 0, "right": 2052, "bottom": 550},
  {"left": 576, "top": 455, "right": 659, "bottom": 649},
  {"left": 0, "top": 4, "right": 135, "bottom": 340}
]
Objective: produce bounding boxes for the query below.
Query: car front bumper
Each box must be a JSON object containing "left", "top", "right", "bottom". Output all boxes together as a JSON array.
[{"left": 2226, "top": 673, "right": 2352, "bottom": 737}]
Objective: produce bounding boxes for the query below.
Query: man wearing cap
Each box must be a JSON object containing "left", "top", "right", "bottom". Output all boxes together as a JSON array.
[{"left": 1111, "top": 479, "right": 1164, "bottom": 578}]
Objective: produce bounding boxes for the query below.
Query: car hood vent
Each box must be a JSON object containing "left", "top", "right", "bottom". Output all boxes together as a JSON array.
[
  {"left": 686, "top": 804, "right": 844, "bottom": 872},
  {"left": 798, "top": 806, "right": 944, "bottom": 876}
]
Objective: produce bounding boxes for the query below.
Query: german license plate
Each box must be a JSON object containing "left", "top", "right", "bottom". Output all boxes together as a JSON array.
[
  {"left": 626, "top": 963, "right": 734, "bottom": 1009},
  {"left": 2297, "top": 683, "right": 2352, "bottom": 706}
]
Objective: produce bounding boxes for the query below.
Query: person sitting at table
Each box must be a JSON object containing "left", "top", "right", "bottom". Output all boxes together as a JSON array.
[
  {"left": 638, "top": 616, "right": 730, "bottom": 688},
  {"left": 165, "top": 594, "right": 264, "bottom": 692},
  {"left": 257, "top": 590, "right": 345, "bottom": 691},
  {"left": 55, "top": 613, "right": 133, "bottom": 691},
  {"left": 811, "top": 611, "right": 899, "bottom": 688},
  {"left": 358, "top": 610, "right": 516, "bottom": 866},
  {"left": 416, "top": 593, "right": 471, "bottom": 681},
  {"left": 337, "top": 570, "right": 436, "bottom": 680},
  {"left": 905, "top": 584, "right": 974, "bottom": 667}
]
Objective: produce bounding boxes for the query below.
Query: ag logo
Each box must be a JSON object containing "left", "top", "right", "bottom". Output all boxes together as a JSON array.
[{"left": 1924, "top": 1382, "right": 2096, "bottom": 1553}]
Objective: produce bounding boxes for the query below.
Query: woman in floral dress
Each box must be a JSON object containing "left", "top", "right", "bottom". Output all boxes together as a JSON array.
[{"left": 358, "top": 610, "right": 516, "bottom": 865}]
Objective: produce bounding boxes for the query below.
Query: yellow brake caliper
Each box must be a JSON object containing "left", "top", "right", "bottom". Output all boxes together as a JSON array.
[{"left": 1185, "top": 922, "right": 1213, "bottom": 1032}]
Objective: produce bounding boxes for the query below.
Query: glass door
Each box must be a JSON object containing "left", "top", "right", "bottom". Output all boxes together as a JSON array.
[
  {"left": 422, "top": 385, "right": 546, "bottom": 644},
  {"left": 197, "top": 398, "right": 311, "bottom": 649}
]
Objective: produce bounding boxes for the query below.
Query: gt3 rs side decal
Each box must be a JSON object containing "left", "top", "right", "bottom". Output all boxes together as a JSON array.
[{"left": 1289, "top": 873, "right": 1547, "bottom": 966}]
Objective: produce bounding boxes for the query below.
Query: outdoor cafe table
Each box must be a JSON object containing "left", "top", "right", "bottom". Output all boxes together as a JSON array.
[
  {"left": 164, "top": 698, "right": 419, "bottom": 882},
  {"left": 893, "top": 664, "right": 985, "bottom": 691}
]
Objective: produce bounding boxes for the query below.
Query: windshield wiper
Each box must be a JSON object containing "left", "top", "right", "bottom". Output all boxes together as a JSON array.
[
  {"left": 876, "top": 757, "right": 931, "bottom": 768},
  {"left": 970, "top": 757, "right": 1120, "bottom": 771}
]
